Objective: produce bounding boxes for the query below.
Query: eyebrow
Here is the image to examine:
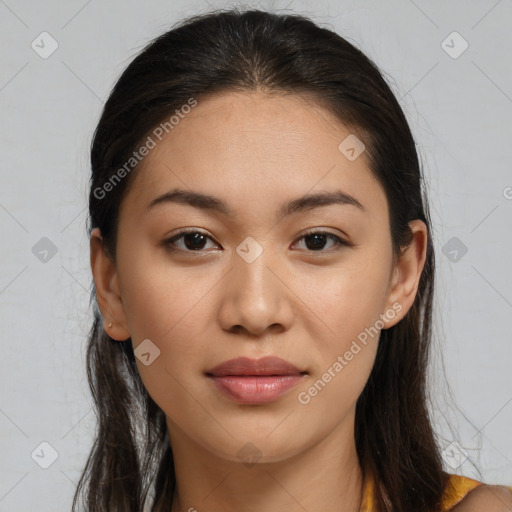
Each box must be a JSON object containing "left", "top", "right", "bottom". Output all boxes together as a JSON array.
[{"left": 146, "top": 187, "right": 365, "bottom": 219}]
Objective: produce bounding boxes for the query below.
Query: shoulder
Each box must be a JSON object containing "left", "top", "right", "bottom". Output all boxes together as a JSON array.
[{"left": 451, "top": 484, "right": 512, "bottom": 511}]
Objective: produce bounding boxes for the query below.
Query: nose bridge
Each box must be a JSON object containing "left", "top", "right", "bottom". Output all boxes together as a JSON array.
[
  {"left": 234, "top": 235, "right": 277, "bottom": 307},
  {"left": 237, "top": 237, "right": 272, "bottom": 300},
  {"left": 219, "top": 234, "right": 292, "bottom": 335}
]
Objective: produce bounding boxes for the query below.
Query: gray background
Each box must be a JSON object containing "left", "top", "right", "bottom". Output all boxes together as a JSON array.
[{"left": 0, "top": 0, "right": 511, "bottom": 510}]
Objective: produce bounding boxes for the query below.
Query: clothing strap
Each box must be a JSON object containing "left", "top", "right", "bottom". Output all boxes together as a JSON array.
[{"left": 359, "top": 472, "right": 487, "bottom": 511}]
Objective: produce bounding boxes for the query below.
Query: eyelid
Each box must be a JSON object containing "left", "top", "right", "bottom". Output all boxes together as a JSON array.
[{"left": 297, "top": 226, "right": 352, "bottom": 243}]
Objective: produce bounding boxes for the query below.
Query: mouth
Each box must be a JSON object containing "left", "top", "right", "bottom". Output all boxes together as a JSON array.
[{"left": 205, "top": 356, "right": 307, "bottom": 405}]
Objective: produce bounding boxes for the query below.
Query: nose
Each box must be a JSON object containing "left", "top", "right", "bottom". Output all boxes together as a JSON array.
[{"left": 217, "top": 240, "right": 295, "bottom": 338}]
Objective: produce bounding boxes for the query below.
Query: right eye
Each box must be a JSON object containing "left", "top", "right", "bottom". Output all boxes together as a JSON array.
[{"left": 161, "top": 229, "right": 220, "bottom": 253}]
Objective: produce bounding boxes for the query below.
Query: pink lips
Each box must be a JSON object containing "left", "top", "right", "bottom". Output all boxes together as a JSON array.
[{"left": 206, "top": 356, "right": 306, "bottom": 405}]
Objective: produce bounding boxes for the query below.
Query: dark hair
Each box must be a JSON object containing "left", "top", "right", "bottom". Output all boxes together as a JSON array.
[{"left": 75, "top": 7, "right": 448, "bottom": 511}]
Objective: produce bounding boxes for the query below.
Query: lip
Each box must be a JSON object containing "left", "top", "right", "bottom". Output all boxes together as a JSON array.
[
  {"left": 206, "top": 356, "right": 307, "bottom": 405},
  {"left": 207, "top": 356, "right": 304, "bottom": 377}
]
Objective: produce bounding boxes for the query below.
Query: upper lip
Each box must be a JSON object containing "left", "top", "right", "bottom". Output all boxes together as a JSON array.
[{"left": 206, "top": 356, "right": 306, "bottom": 377}]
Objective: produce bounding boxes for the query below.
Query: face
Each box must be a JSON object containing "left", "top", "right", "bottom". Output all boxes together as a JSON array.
[{"left": 91, "top": 91, "right": 426, "bottom": 464}]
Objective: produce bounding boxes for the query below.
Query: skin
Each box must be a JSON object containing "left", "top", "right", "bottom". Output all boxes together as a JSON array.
[
  {"left": 91, "top": 90, "right": 433, "bottom": 511},
  {"left": 453, "top": 485, "right": 512, "bottom": 511}
]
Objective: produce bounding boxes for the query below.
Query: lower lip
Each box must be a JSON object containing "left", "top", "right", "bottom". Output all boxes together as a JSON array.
[{"left": 209, "top": 375, "right": 304, "bottom": 404}]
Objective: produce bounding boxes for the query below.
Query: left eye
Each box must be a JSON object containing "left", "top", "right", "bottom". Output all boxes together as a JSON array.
[
  {"left": 293, "top": 231, "right": 348, "bottom": 251},
  {"left": 162, "top": 229, "right": 350, "bottom": 253}
]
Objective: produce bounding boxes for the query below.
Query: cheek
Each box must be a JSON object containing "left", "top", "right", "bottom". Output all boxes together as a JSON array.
[
  {"left": 117, "top": 242, "right": 218, "bottom": 343},
  {"left": 295, "top": 267, "right": 386, "bottom": 412},
  {"left": 297, "top": 254, "right": 391, "bottom": 342},
  {"left": 295, "top": 250, "right": 391, "bottom": 399},
  {"left": 297, "top": 340, "right": 378, "bottom": 420}
]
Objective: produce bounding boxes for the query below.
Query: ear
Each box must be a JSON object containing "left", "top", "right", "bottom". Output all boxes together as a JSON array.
[
  {"left": 381, "top": 219, "right": 428, "bottom": 329},
  {"left": 90, "top": 227, "right": 131, "bottom": 341}
]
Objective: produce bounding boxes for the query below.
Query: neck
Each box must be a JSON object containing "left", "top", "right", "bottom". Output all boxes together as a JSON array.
[{"left": 167, "top": 412, "right": 364, "bottom": 512}]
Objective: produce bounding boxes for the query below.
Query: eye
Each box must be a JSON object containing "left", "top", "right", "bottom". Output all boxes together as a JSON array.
[
  {"left": 292, "top": 230, "right": 353, "bottom": 252},
  {"left": 161, "top": 229, "right": 220, "bottom": 252},
  {"left": 161, "top": 228, "right": 353, "bottom": 254}
]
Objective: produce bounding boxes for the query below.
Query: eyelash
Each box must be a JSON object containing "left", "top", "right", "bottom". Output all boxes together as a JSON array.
[{"left": 161, "top": 228, "right": 353, "bottom": 254}]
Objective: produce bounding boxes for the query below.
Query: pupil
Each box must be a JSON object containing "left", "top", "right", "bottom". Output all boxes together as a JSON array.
[
  {"left": 185, "top": 233, "right": 206, "bottom": 250},
  {"left": 306, "top": 233, "right": 326, "bottom": 250}
]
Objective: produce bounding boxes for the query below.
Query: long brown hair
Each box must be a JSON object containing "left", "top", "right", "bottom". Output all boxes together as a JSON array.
[{"left": 74, "top": 8, "right": 448, "bottom": 511}]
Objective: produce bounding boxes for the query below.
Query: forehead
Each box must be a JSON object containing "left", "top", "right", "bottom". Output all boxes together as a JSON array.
[{"left": 121, "top": 91, "right": 387, "bottom": 222}]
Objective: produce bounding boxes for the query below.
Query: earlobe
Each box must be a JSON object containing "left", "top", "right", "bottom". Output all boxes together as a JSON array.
[
  {"left": 382, "top": 220, "right": 428, "bottom": 329},
  {"left": 90, "top": 228, "right": 131, "bottom": 341}
]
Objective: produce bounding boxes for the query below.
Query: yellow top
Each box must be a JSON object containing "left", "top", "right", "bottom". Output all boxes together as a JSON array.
[{"left": 359, "top": 471, "right": 512, "bottom": 511}]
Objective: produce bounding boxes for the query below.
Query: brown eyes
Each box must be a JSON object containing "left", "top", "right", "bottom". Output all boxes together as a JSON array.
[{"left": 161, "top": 228, "right": 353, "bottom": 254}]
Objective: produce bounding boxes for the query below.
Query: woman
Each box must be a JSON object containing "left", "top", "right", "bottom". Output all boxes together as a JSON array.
[{"left": 75, "top": 8, "right": 512, "bottom": 511}]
